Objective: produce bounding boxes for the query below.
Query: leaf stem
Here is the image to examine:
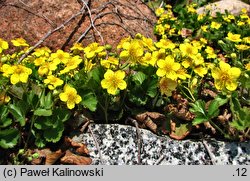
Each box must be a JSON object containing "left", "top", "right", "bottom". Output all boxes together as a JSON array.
[{"left": 210, "top": 120, "right": 229, "bottom": 138}]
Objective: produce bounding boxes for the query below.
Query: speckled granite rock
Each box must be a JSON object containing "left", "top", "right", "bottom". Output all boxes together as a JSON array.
[{"left": 72, "top": 124, "right": 250, "bottom": 165}]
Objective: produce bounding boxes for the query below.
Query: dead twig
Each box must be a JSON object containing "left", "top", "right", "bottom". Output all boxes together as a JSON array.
[
  {"left": 17, "top": 2, "right": 89, "bottom": 63},
  {"left": 88, "top": 124, "right": 104, "bottom": 165},
  {"left": 81, "top": 0, "right": 104, "bottom": 45},
  {"left": 128, "top": 117, "right": 142, "bottom": 165},
  {"left": 202, "top": 139, "right": 217, "bottom": 165}
]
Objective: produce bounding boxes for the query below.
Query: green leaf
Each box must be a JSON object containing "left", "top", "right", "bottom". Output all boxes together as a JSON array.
[
  {"left": 0, "top": 128, "right": 19, "bottom": 149},
  {"left": 0, "top": 118, "right": 12, "bottom": 128},
  {"left": 208, "top": 96, "right": 228, "bottom": 118},
  {"left": 39, "top": 91, "right": 53, "bottom": 109},
  {"left": 53, "top": 108, "right": 71, "bottom": 123},
  {"left": 43, "top": 122, "right": 64, "bottom": 143},
  {"left": 44, "top": 92, "right": 53, "bottom": 109},
  {"left": 81, "top": 92, "right": 97, "bottom": 112},
  {"left": 34, "top": 136, "right": 46, "bottom": 148},
  {"left": 0, "top": 105, "right": 9, "bottom": 120},
  {"left": 230, "top": 106, "right": 250, "bottom": 131},
  {"left": 8, "top": 104, "right": 26, "bottom": 126},
  {"left": 146, "top": 79, "right": 158, "bottom": 98},
  {"left": 132, "top": 72, "right": 147, "bottom": 85},
  {"left": 34, "top": 109, "right": 52, "bottom": 117},
  {"left": 192, "top": 116, "right": 208, "bottom": 125},
  {"left": 189, "top": 100, "right": 207, "bottom": 117}
]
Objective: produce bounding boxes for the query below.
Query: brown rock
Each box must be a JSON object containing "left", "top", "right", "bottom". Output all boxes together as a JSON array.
[{"left": 0, "top": 0, "right": 157, "bottom": 51}]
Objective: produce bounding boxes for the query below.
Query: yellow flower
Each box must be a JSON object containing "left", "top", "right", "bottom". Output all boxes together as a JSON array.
[
  {"left": 44, "top": 75, "right": 64, "bottom": 90},
  {"left": 101, "top": 69, "right": 127, "bottom": 95},
  {"left": 211, "top": 61, "right": 241, "bottom": 91},
  {"left": 201, "top": 25, "right": 208, "bottom": 32},
  {"left": 0, "top": 92, "right": 11, "bottom": 105},
  {"left": 84, "top": 58, "right": 96, "bottom": 73},
  {"left": 187, "top": 5, "right": 196, "bottom": 13},
  {"left": 194, "top": 66, "right": 208, "bottom": 77},
  {"left": 9, "top": 65, "right": 32, "bottom": 84},
  {"left": 205, "top": 46, "right": 217, "bottom": 59},
  {"left": 235, "top": 44, "right": 250, "bottom": 51},
  {"left": 70, "top": 43, "right": 84, "bottom": 51},
  {"left": 139, "top": 52, "right": 153, "bottom": 66},
  {"left": 34, "top": 57, "right": 47, "bottom": 66},
  {"left": 0, "top": 38, "right": 9, "bottom": 53},
  {"left": 32, "top": 47, "right": 51, "bottom": 57},
  {"left": 38, "top": 62, "right": 57, "bottom": 76},
  {"left": 179, "top": 43, "right": 198, "bottom": 57},
  {"left": 100, "top": 57, "right": 119, "bottom": 69},
  {"left": 243, "top": 37, "right": 250, "bottom": 44},
  {"left": 59, "top": 85, "right": 82, "bottom": 109},
  {"left": 245, "top": 62, "right": 250, "bottom": 70},
  {"left": 117, "top": 37, "right": 131, "bottom": 49},
  {"left": 211, "top": 22, "right": 221, "bottom": 29},
  {"left": 84, "top": 42, "right": 104, "bottom": 59},
  {"left": 11, "top": 38, "right": 29, "bottom": 47},
  {"left": 50, "top": 50, "right": 70, "bottom": 64},
  {"left": 198, "top": 14, "right": 205, "bottom": 21},
  {"left": 226, "top": 32, "right": 241, "bottom": 43},
  {"left": 237, "top": 21, "right": 245, "bottom": 26},
  {"left": 1, "top": 64, "right": 13, "bottom": 77},
  {"left": 159, "top": 77, "right": 177, "bottom": 97},
  {"left": 151, "top": 49, "right": 166, "bottom": 66},
  {"left": 156, "top": 55, "right": 180, "bottom": 80},
  {"left": 119, "top": 40, "right": 144, "bottom": 65},
  {"left": 155, "top": 39, "right": 175, "bottom": 50},
  {"left": 176, "top": 67, "right": 191, "bottom": 80},
  {"left": 60, "top": 56, "right": 82, "bottom": 74},
  {"left": 155, "top": 8, "right": 164, "bottom": 17},
  {"left": 142, "top": 36, "right": 156, "bottom": 51}
]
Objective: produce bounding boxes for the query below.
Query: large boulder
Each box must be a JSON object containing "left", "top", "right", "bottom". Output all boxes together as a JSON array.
[
  {"left": 197, "top": 0, "right": 250, "bottom": 16},
  {"left": 72, "top": 124, "right": 250, "bottom": 165},
  {"left": 0, "top": 0, "right": 157, "bottom": 50}
]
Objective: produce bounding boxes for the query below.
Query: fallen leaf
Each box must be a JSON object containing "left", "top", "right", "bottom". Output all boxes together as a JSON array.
[
  {"left": 169, "top": 119, "right": 192, "bottom": 140},
  {"left": 204, "top": 122, "right": 216, "bottom": 134},
  {"left": 135, "top": 112, "right": 165, "bottom": 133},
  {"left": 45, "top": 149, "right": 64, "bottom": 165},
  {"left": 217, "top": 109, "right": 231, "bottom": 123},
  {"left": 64, "top": 137, "right": 89, "bottom": 155},
  {"left": 144, "top": 116, "right": 157, "bottom": 133},
  {"left": 180, "top": 28, "right": 193, "bottom": 38},
  {"left": 60, "top": 150, "right": 92, "bottom": 165},
  {"left": 135, "top": 112, "right": 165, "bottom": 122},
  {"left": 29, "top": 148, "right": 64, "bottom": 165}
]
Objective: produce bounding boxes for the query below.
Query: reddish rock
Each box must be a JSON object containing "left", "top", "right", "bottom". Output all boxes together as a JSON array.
[{"left": 0, "top": 0, "right": 157, "bottom": 50}]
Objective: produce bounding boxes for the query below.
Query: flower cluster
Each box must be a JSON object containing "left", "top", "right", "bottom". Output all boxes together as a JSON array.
[{"left": 0, "top": 3, "right": 249, "bottom": 147}]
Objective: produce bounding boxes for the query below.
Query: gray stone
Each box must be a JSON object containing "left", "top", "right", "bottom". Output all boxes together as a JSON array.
[
  {"left": 196, "top": 0, "right": 250, "bottom": 16},
  {"left": 72, "top": 124, "right": 250, "bottom": 165}
]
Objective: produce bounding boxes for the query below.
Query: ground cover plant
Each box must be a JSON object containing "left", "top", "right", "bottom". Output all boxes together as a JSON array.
[{"left": 0, "top": 2, "right": 249, "bottom": 164}]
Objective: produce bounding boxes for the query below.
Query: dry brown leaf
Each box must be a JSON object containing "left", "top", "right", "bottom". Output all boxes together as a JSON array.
[
  {"left": 135, "top": 112, "right": 165, "bottom": 133},
  {"left": 204, "top": 122, "right": 216, "bottom": 134},
  {"left": 217, "top": 109, "right": 231, "bottom": 123},
  {"left": 201, "top": 88, "right": 217, "bottom": 98},
  {"left": 64, "top": 137, "right": 89, "bottom": 155},
  {"left": 135, "top": 112, "right": 165, "bottom": 122},
  {"left": 144, "top": 116, "right": 157, "bottom": 133},
  {"left": 29, "top": 148, "right": 63, "bottom": 165},
  {"left": 60, "top": 150, "right": 92, "bottom": 165},
  {"left": 165, "top": 104, "right": 194, "bottom": 121},
  {"left": 45, "top": 149, "right": 64, "bottom": 165},
  {"left": 180, "top": 28, "right": 193, "bottom": 38}
]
